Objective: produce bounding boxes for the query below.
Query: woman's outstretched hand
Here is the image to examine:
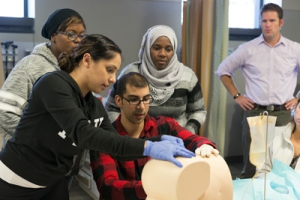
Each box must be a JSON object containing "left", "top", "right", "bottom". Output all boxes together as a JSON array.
[
  {"left": 161, "top": 135, "right": 184, "bottom": 147},
  {"left": 143, "top": 140, "right": 195, "bottom": 167}
]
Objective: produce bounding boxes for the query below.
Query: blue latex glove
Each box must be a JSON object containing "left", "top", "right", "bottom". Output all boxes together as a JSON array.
[
  {"left": 161, "top": 135, "right": 184, "bottom": 147},
  {"left": 143, "top": 140, "right": 195, "bottom": 167}
]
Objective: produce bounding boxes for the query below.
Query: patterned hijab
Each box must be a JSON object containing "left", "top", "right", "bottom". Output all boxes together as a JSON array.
[{"left": 138, "top": 25, "right": 184, "bottom": 105}]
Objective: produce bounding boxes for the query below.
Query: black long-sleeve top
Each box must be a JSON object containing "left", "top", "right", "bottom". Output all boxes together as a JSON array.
[{"left": 0, "top": 70, "right": 145, "bottom": 186}]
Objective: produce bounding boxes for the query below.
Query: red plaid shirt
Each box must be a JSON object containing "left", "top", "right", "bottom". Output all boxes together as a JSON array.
[{"left": 90, "top": 114, "right": 217, "bottom": 200}]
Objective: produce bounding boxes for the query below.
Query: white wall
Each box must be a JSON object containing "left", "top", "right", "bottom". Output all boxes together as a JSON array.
[
  {"left": 0, "top": 0, "right": 182, "bottom": 96},
  {"left": 224, "top": 2, "right": 300, "bottom": 158}
]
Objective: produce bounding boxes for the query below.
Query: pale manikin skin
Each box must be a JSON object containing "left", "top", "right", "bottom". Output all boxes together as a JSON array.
[{"left": 142, "top": 155, "right": 233, "bottom": 200}]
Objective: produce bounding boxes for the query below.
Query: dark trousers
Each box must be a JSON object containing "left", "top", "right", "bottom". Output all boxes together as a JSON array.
[
  {"left": 0, "top": 177, "right": 69, "bottom": 200},
  {"left": 242, "top": 108, "right": 291, "bottom": 178},
  {"left": 66, "top": 175, "right": 74, "bottom": 189}
]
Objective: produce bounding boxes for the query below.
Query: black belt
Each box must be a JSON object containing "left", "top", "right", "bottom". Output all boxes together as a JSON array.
[{"left": 253, "top": 103, "right": 286, "bottom": 111}]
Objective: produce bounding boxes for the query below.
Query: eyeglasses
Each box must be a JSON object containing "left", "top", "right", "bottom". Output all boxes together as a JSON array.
[
  {"left": 122, "top": 96, "right": 153, "bottom": 106},
  {"left": 56, "top": 31, "right": 87, "bottom": 41}
]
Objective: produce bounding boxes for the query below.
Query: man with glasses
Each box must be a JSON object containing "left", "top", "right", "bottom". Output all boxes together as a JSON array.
[{"left": 90, "top": 72, "right": 219, "bottom": 200}]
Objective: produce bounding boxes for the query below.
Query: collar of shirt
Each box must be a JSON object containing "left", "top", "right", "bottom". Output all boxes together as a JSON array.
[
  {"left": 258, "top": 34, "right": 286, "bottom": 47},
  {"left": 114, "top": 114, "right": 154, "bottom": 138}
]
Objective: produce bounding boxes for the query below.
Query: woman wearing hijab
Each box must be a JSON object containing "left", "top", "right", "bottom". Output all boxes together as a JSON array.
[
  {"left": 0, "top": 34, "right": 194, "bottom": 200},
  {"left": 105, "top": 25, "right": 206, "bottom": 134},
  {"left": 0, "top": 8, "right": 86, "bottom": 148}
]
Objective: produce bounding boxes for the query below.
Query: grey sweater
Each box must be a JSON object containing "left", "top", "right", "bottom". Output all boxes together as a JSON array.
[
  {"left": 0, "top": 43, "right": 59, "bottom": 143},
  {"left": 105, "top": 63, "right": 207, "bottom": 134}
]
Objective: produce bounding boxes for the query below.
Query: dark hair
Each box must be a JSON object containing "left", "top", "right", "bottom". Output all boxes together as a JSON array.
[
  {"left": 260, "top": 3, "right": 283, "bottom": 20},
  {"left": 58, "top": 34, "right": 122, "bottom": 73},
  {"left": 116, "top": 72, "right": 149, "bottom": 97}
]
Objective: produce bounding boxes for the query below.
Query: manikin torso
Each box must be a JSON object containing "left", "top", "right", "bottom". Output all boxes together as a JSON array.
[{"left": 141, "top": 155, "right": 233, "bottom": 200}]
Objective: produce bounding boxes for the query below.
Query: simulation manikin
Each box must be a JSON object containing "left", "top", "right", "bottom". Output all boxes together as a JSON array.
[{"left": 142, "top": 155, "right": 233, "bottom": 200}]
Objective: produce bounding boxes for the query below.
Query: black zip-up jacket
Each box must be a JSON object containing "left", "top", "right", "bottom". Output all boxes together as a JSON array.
[{"left": 0, "top": 71, "right": 145, "bottom": 186}]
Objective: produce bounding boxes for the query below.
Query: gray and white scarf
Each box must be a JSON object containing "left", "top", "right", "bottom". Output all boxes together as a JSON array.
[{"left": 138, "top": 25, "right": 184, "bottom": 105}]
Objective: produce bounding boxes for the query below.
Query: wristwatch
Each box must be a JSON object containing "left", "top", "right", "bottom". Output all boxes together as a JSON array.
[{"left": 233, "top": 93, "right": 241, "bottom": 99}]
